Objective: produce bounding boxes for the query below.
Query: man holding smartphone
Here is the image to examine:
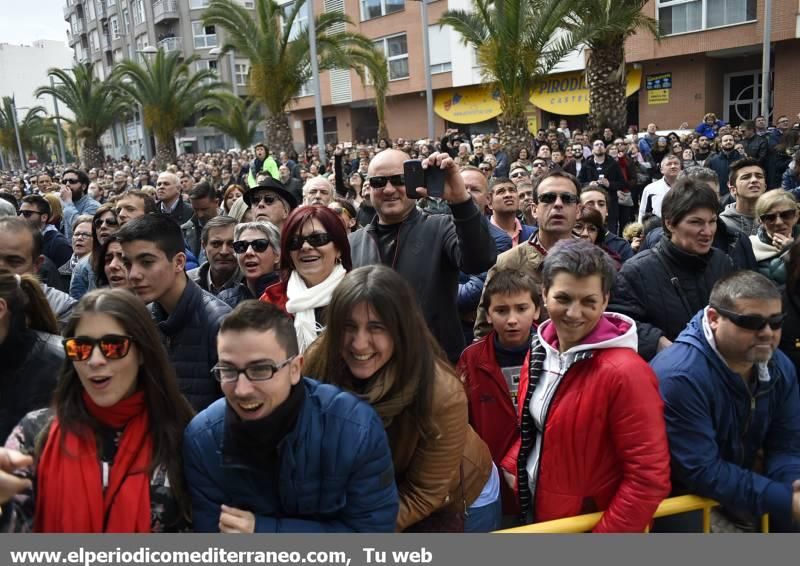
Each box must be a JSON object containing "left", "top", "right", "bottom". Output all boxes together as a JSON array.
[
  {"left": 577, "top": 140, "right": 626, "bottom": 235},
  {"left": 349, "top": 149, "right": 497, "bottom": 362}
]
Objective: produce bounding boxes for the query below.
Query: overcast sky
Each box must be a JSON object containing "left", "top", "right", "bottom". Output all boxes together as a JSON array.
[{"left": 0, "top": 0, "right": 71, "bottom": 46}]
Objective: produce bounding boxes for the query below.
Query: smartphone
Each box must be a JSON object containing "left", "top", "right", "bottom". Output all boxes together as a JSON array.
[
  {"left": 404, "top": 159, "right": 445, "bottom": 199},
  {"left": 344, "top": 142, "right": 352, "bottom": 148}
]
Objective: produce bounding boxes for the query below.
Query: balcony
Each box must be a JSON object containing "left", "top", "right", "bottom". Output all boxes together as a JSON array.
[
  {"left": 63, "top": 2, "right": 75, "bottom": 19},
  {"left": 74, "top": 19, "right": 85, "bottom": 34},
  {"left": 153, "top": 0, "right": 179, "bottom": 23},
  {"left": 157, "top": 36, "right": 182, "bottom": 53},
  {"left": 97, "top": 1, "right": 107, "bottom": 19}
]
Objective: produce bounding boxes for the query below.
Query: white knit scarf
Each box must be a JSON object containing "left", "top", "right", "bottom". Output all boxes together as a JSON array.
[{"left": 285, "top": 263, "right": 347, "bottom": 352}]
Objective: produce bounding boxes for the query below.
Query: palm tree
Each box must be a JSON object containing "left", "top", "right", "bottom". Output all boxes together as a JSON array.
[
  {"left": 563, "top": 0, "right": 659, "bottom": 136},
  {"left": 112, "top": 50, "right": 226, "bottom": 167},
  {"left": 203, "top": 0, "right": 382, "bottom": 154},
  {"left": 199, "top": 95, "right": 261, "bottom": 149},
  {"left": 0, "top": 97, "right": 51, "bottom": 169},
  {"left": 440, "top": 0, "right": 582, "bottom": 152},
  {"left": 34, "top": 63, "right": 127, "bottom": 169},
  {"left": 362, "top": 49, "right": 390, "bottom": 141}
]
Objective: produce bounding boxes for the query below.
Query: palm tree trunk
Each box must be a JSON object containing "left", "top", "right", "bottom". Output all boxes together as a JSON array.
[
  {"left": 80, "top": 138, "right": 105, "bottom": 169},
  {"left": 154, "top": 136, "right": 177, "bottom": 168},
  {"left": 264, "top": 112, "right": 294, "bottom": 155},
  {"left": 586, "top": 42, "right": 627, "bottom": 137},
  {"left": 497, "top": 112, "right": 533, "bottom": 158}
]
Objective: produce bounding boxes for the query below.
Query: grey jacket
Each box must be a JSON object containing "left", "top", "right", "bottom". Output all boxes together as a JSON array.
[
  {"left": 719, "top": 203, "right": 757, "bottom": 240},
  {"left": 42, "top": 283, "right": 77, "bottom": 328},
  {"left": 187, "top": 262, "right": 242, "bottom": 295}
]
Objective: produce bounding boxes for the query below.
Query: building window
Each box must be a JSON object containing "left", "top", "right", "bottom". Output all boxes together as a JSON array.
[
  {"left": 135, "top": 34, "right": 149, "bottom": 61},
  {"left": 90, "top": 30, "right": 100, "bottom": 53},
  {"left": 110, "top": 16, "right": 120, "bottom": 39},
  {"left": 427, "top": 24, "right": 451, "bottom": 74},
  {"left": 122, "top": 9, "right": 130, "bottom": 33},
  {"left": 86, "top": 0, "right": 95, "bottom": 21},
  {"left": 360, "top": 0, "right": 403, "bottom": 21},
  {"left": 113, "top": 48, "right": 123, "bottom": 62},
  {"left": 192, "top": 21, "right": 218, "bottom": 48},
  {"left": 657, "top": 0, "right": 756, "bottom": 35},
  {"left": 280, "top": 0, "right": 308, "bottom": 43},
  {"left": 235, "top": 62, "right": 249, "bottom": 86},
  {"left": 133, "top": 0, "right": 145, "bottom": 24},
  {"left": 298, "top": 77, "right": 314, "bottom": 97},
  {"left": 375, "top": 34, "right": 408, "bottom": 80},
  {"left": 190, "top": 0, "right": 210, "bottom": 8},
  {"left": 108, "top": 0, "right": 116, "bottom": 6}
]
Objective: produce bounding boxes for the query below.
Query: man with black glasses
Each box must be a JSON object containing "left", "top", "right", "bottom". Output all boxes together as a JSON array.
[
  {"left": 349, "top": 148, "right": 496, "bottom": 362},
  {"left": 183, "top": 301, "right": 398, "bottom": 532},
  {"left": 59, "top": 168, "right": 99, "bottom": 243},
  {"left": 244, "top": 178, "right": 298, "bottom": 231},
  {"left": 652, "top": 271, "right": 800, "bottom": 532}
]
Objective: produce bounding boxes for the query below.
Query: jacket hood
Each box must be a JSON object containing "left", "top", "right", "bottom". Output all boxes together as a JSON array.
[
  {"left": 538, "top": 312, "right": 638, "bottom": 355},
  {"left": 720, "top": 203, "right": 751, "bottom": 221}
]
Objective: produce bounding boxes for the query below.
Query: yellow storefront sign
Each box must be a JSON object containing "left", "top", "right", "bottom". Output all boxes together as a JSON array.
[
  {"left": 434, "top": 85, "right": 502, "bottom": 124},
  {"left": 648, "top": 89, "right": 670, "bottom": 105},
  {"left": 529, "top": 67, "right": 643, "bottom": 115}
]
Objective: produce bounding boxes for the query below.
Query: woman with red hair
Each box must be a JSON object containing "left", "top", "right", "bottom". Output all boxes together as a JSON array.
[{"left": 260, "top": 206, "right": 352, "bottom": 352}]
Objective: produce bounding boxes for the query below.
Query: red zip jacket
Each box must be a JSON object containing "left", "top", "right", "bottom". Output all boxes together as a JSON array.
[{"left": 501, "top": 314, "right": 671, "bottom": 532}]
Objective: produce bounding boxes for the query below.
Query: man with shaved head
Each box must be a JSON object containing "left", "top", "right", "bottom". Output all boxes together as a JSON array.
[
  {"left": 157, "top": 171, "right": 193, "bottom": 225},
  {"left": 348, "top": 148, "right": 497, "bottom": 362}
]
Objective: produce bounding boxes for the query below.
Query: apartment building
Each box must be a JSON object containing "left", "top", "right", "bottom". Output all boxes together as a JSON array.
[
  {"left": 63, "top": 0, "right": 255, "bottom": 158},
  {"left": 627, "top": 0, "right": 800, "bottom": 128}
]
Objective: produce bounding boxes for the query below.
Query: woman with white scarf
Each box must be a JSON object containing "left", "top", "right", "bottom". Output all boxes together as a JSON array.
[{"left": 260, "top": 205, "right": 351, "bottom": 352}]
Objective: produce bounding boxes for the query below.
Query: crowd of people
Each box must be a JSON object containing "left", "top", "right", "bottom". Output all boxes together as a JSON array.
[{"left": 0, "top": 109, "right": 800, "bottom": 534}]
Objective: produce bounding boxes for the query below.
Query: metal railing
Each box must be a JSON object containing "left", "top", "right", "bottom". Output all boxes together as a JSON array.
[
  {"left": 495, "top": 496, "right": 769, "bottom": 534},
  {"left": 153, "top": 0, "right": 179, "bottom": 20},
  {"left": 157, "top": 36, "right": 182, "bottom": 53}
]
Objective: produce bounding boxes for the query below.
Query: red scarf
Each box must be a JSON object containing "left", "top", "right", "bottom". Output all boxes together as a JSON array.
[{"left": 34, "top": 390, "right": 153, "bottom": 533}]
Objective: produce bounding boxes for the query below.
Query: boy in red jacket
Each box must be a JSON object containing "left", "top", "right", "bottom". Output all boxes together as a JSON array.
[{"left": 457, "top": 269, "right": 540, "bottom": 519}]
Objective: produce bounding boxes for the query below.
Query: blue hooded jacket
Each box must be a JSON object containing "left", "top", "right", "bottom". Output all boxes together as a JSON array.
[{"left": 651, "top": 310, "right": 800, "bottom": 530}]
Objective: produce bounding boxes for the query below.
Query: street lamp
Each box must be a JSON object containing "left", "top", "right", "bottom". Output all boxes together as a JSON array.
[
  {"left": 134, "top": 46, "right": 158, "bottom": 161},
  {"left": 411, "top": 0, "right": 435, "bottom": 141},
  {"left": 306, "top": 0, "right": 326, "bottom": 166},
  {"left": 10, "top": 97, "right": 26, "bottom": 172},
  {"left": 49, "top": 75, "right": 68, "bottom": 165}
]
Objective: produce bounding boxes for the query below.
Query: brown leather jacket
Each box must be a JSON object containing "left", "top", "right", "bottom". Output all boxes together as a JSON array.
[{"left": 387, "top": 362, "right": 492, "bottom": 531}]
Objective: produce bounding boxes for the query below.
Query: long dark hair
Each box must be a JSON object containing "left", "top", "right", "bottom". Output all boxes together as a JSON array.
[
  {"left": 0, "top": 270, "right": 58, "bottom": 335},
  {"left": 53, "top": 289, "right": 195, "bottom": 521},
  {"left": 304, "top": 265, "right": 440, "bottom": 435}
]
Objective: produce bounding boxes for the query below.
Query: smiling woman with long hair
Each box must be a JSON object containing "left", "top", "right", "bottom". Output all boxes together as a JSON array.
[{"left": 1, "top": 289, "right": 194, "bottom": 532}]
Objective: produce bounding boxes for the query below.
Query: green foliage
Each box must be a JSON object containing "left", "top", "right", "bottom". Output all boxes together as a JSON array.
[
  {"left": 0, "top": 97, "right": 51, "bottom": 163},
  {"left": 199, "top": 96, "right": 262, "bottom": 149}
]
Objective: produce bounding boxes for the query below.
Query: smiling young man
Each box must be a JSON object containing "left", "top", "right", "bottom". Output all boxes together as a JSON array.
[
  {"left": 349, "top": 148, "right": 497, "bottom": 362},
  {"left": 117, "top": 213, "right": 230, "bottom": 411},
  {"left": 652, "top": 271, "right": 800, "bottom": 532},
  {"left": 183, "top": 301, "right": 398, "bottom": 533},
  {"left": 719, "top": 158, "right": 766, "bottom": 239}
]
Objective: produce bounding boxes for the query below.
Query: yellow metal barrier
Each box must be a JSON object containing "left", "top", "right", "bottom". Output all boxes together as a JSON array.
[{"left": 496, "top": 495, "right": 769, "bottom": 533}]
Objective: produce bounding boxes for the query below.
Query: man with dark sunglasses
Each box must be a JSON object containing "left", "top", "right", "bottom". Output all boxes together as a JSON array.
[
  {"left": 242, "top": 178, "right": 298, "bottom": 231},
  {"left": 59, "top": 168, "right": 99, "bottom": 243},
  {"left": 349, "top": 149, "right": 496, "bottom": 363},
  {"left": 652, "top": 271, "right": 800, "bottom": 532}
]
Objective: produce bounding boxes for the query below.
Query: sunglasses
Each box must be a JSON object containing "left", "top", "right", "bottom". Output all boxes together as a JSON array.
[
  {"left": 532, "top": 162, "right": 547, "bottom": 168},
  {"left": 759, "top": 209, "right": 797, "bottom": 224},
  {"left": 232, "top": 238, "right": 271, "bottom": 254},
  {"left": 18, "top": 210, "right": 41, "bottom": 218},
  {"left": 63, "top": 334, "right": 133, "bottom": 361},
  {"left": 538, "top": 192, "right": 579, "bottom": 205},
  {"left": 252, "top": 193, "right": 278, "bottom": 206},
  {"left": 367, "top": 174, "right": 404, "bottom": 189},
  {"left": 63, "top": 178, "right": 81, "bottom": 184},
  {"left": 712, "top": 305, "right": 786, "bottom": 331},
  {"left": 287, "top": 232, "right": 333, "bottom": 251},
  {"left": 510, "top": 171, "right": 528, "bottom": 179},
  {"left": 94, "top": 216, "right": 119, "bottom": 228}
]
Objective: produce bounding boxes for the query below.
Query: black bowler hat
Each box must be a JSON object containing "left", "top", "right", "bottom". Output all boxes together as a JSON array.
[{"left": 243, "top": 177, "right": 298, "bottom": 210}]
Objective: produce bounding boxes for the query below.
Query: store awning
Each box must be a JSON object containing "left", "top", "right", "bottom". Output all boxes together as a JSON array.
[
  {"left": 434, "top": 85, "right": 502, "bottom": 124},
  {"left": 529, "top": 66, "right": 642, "bottom": 116}
]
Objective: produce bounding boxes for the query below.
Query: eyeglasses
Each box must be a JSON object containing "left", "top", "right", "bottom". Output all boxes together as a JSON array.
[
  {"left": 510, "top": 171, "right": 528, "bottom": 179},
  {"left": 538, "top": 192, "right": 579, "bottom": 205},
  {"left": 18, "top": 210, "right": 41, "bottom": 218},
  {"left": 711, "top": 305, "right": 786, "bottom": 331},
  {"left": 479, "top": 166, "right": 492, "bottom": 172},
  {"left": 232, "top": 238, "right": 271, "bottom": 254},
  {"left": 212, "top": 356, "right": 296, "bottom": 383},
  {"left": 367, "top": 174, "right": 404, "bottom": 189},
  {"left": 759, "top": 209, "right": 797, "bottom": 224},
  {"left": 63, "top": 334, "right": 133, "bottom": 361},
  {"left": 287, "top": 232, "right": 333, "bottom": 251},
  {"left": 94, "top": 216, "right": 119, "bottom": 228},
  {"left": 532, "top": 162, "right": 547, "bottom": 168},
  {"left": 73, "top": 231, "right": 92, "bottom": 240},
  {"left": 252, "top": 193, "right": 278, "bottom": 206},
  {"left": 63, "top": 178, "right": 81, "bottom": 184}
]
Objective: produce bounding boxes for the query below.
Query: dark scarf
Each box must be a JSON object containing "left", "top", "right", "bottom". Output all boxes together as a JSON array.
[
  {"left": 659, "top": 235, "right": 711, "bottom": 271},
  {"left": 0, "top": 315, "right": 35, "bottom": 372},
  {"left": 224, "top": 380, "right": 305, "bottom": 470}
]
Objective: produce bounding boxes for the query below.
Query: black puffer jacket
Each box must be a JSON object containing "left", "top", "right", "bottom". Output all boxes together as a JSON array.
[
  {"left": 780, "top": 285, "right": 800, "bottom": 376},
  {"left": 609, "top": 237, "right": 734, "bottom": 361},
  {"left": 349, "top": 201, "right": 496, "bottom": 362},
  {"left": 149, "top": 277, "right": 230, "bottom": 411},
  {"left": 0, "top": 331, "right": 63, "bottom": 441}
]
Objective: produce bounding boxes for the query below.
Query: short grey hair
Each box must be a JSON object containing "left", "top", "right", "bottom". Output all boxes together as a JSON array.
[
  {"left": 542, "top": 239, "right": 616, "bottom": 295},
  {"left": 0, "top": 199, "right": 16, "bottom": 217},
  {"left": 709, "top": 270, "right": 781, "bottom": 311},
  {"left": 234, "top": 221, "right": 281, "bottom": 253},
  {"left": 679, "top": 166, "right": 719, "bottom": 186},
  {"left": 200, "top": 215, "right": 238, "bottom": 245}
]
